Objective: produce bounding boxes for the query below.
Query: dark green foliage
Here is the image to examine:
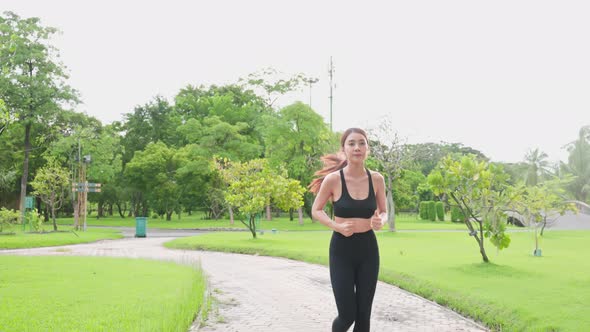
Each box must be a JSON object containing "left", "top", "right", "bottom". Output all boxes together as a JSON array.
[
  {"left": 427, "top": 201, "right": 436, "bottom": 221},
  {"left": 419, "top": 201, "right": 429, "bottom": 220},
  {"left": 435, "top": 201, "right": 445, "bottom": 221}
]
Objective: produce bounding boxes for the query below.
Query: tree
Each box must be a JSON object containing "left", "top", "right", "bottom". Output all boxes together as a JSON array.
[
  {"left": 509, "top": 182, "right": 575, "bottom": 255},
  {"left": 405, "top": 142, "right": 488, "bottom": 176},
  {"left": 30, "top": 159, "right": 70, "bottom": 230},
  {"left": 562, "top": 126, "right": 590, "bottom": 203},
  {"left": 428, "top": 154, "right": 512, "bottom": 262},
  {"left": 367, "top": 119, "right": 408, "bottom": 231},
  {"left": 0, "top": 12, "right": 78, "bottom": 221},
  {"left": 0, "top": 98, "right": 12, "bottom": 137},
  {"left": 239, "top": 68, "right": 310, "bottom": 108},
  {"left": 124, "top": 142, "right": 183, "bottom": 220},
  {"left": 391, "top": 169, "right": 426, "bottom": 212},
  {"left": 524, "top": 148, "right": 551, "bottom": 186},
  {"left": 120, "top": 97, "right": 181, "bottom": 164},
  {"left": 218, "top": 159, "right": 305, "bottom": 238},
  {"left": 0, "top": 169, "right": 17, "bottom": 192},
  {"left": 263, "top": 102, "right": 336, "bottom": 223}
]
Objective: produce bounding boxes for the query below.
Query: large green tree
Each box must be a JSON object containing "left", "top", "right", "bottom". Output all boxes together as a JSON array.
[
  {"left": 0, "top": 12, "right": 78, "bottom": 220},
  {"left": 263, "top": 102, "right": 336, "bottom": 223},
  {"left": 121, "top": 97, "right": 181, "bottom": 164},
  {"left": 124, "top": 142, "right": 182, "bottom": 219}
]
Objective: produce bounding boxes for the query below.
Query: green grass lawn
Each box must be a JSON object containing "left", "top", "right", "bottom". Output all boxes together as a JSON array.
[
  {"left": 165, "top": 229, "right": 590, "bottom": 331},
  {"left": 0, "top": 227, "right": 123, "bottom": 249},
  {"left": 0, "top": 256, "right": 205, "bottom": 331},
  {"left": 55, "top": 212, "right": 468, "bottom": 231}
]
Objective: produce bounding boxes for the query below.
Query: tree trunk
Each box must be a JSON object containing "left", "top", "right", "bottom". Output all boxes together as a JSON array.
[
  {"left": 289, "top": 209, "right": 294, "bottom": 221},
  {"left": 266, "top": 205, "right": 271, "bottom": 220},
  {"left": 477, "top": 237, "right": 489, "bottom": 262},
  {"left": 540, "top": 216, "right": 547, "bottom": 236},
  {"left": 387, "top": 191, "right": 396, "bottom": 232},
  {"left": 298, "top": 207, "right": 303, "bottom": 225},
  {"left": 116, "top": 203, "right": 125, "bottom": 218},
  {"left": 250, "top": 216, "right": 257, "bottom": 238},
  {"left": 97, "top": 201, "right": 104, "bottom": 218},
  {"left": 229, "top": 206, "right": 234, "bottom": 224},
  {"left": 52, "top": 205, "right": 57, "bottom": 231},
  {"left": 19, "top": 122, "right": 32, "bottom": 222},
  {"left": 474, "top": 221, "right": 489, "bottom": 262},
  {"left": 73, "top": 200, "right": 79, "bottom": 228},
  {"left": 166, "top": 210, "right": 172, "bottom": 221},
  {"left": 43, "top": 205, "right": 49, "bottom": 222}
]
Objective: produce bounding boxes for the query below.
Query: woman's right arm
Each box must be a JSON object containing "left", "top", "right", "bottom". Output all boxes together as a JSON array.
[{"left": 311, "top": 173, "right": 353, "bottom": 236}]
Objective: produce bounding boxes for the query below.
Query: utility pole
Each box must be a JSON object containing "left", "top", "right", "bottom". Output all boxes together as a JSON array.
[
  {"left": 73, "top": 138, "right": 81, "bottom": 230},
  {"left": 328, "top": 56, "right": 335, "bottom": 131}
]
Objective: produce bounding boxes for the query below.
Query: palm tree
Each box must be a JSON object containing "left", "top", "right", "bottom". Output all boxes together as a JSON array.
[
  {"left": 524, "top": 148, "right": 551, "bottom": 186},
  {"left": 562, "top": 126, "right": 590, "bottom": 203}
]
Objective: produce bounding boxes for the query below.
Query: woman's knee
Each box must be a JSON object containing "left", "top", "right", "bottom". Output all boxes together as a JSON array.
[{"left": 333, "top": 314, "right": 356, "bottom": 332}]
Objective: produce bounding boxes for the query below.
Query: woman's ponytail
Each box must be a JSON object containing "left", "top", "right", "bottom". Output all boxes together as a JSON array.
[{"left": 308, "top": 153, "right": 347, "bottom": 194}]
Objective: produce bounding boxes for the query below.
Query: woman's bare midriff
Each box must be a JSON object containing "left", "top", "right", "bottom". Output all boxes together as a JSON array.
[{"left": 334, "top": 217, "right": 372, "bottom": 233}]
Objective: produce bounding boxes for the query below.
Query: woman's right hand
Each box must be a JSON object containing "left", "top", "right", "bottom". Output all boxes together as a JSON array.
[{"left": 336, "top": 221, "right": 354, "bottom": 237}]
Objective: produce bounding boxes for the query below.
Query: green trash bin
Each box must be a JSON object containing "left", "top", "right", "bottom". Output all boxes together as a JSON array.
[{"left": 135, "top": 217, "right": 147, "bottom": 238}]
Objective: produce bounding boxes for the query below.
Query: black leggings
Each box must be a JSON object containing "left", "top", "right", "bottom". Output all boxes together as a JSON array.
[{"left": 329, "top": 230, "right": 380, "bottom": 332}]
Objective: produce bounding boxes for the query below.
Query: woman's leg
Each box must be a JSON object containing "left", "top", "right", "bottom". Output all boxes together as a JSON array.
[
  {"left": 330, "top": 234, "right": 356, "bottom": 332},
  {"left": 352, "top": 236, "right": 380, "bottom": 332}
]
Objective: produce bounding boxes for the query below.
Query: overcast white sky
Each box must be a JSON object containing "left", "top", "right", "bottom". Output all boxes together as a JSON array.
[{"left": 4, "top": 0, "right": 589, "bottom": 163}]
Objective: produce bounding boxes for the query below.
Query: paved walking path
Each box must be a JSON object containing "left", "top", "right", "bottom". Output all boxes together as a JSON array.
[{"left": 1, "top": 237, "right": 488, "bottom": 332}]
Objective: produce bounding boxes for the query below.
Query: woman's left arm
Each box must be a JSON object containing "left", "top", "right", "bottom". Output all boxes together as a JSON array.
[{"left": 371, "top": 172, "right": 388, "bottom": 229}]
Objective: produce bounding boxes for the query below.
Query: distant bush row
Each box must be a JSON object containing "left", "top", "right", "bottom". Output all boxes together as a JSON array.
[{"left": 418, "top": 201, "right": 465, "bottom": 223}]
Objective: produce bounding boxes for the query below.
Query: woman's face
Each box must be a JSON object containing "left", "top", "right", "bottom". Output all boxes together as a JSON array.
[{"left": 343, "top": 132, "right": 369, "bottom": 162}]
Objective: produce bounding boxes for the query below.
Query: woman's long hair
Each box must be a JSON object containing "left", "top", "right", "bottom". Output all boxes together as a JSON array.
[{"left": 308, "top": 128, "right": 368, "bottom": 194}]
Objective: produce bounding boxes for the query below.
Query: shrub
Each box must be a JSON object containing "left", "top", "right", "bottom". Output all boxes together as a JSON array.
[
  {"left": 0, "top": 208, "right": 20, "bottom": 232},
  {"left": 451, "top": 206, "right": 465, "bottom": 223},
  {"left": 419, "top": 202, "right": 429, "bottom": 220},
  {"left": 427, "top": 201, "right": 436, "bottom": 221},
  {"left": 27, "top": 211, "right": 44, "bottom": 232},
  {"left": 436, "top": 202, "right": 445, "bottom": 221}
]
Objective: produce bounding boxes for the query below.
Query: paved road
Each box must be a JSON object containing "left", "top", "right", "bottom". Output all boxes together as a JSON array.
[
  {"left": 1, "top": 236, "right": 487, "bottom": 332},
  {"left": 546, "top": 212, "right": 590, "bottom": 230}
]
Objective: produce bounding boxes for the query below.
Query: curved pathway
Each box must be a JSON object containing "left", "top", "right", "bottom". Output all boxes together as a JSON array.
[{"left": 1, "top": 237, "right": 487, "bottom": 332}]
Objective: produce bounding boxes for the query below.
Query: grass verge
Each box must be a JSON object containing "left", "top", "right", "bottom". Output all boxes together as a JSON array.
[
  {"left": 0, "top": 227, "right": 123, "bottom": 249},
  {"left": 0, "top": 256, "right": 205, "bottom": 331}
]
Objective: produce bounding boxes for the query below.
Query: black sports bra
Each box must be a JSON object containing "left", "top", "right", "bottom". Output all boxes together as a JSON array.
[{"left": 333, "top": 169, "right": 377, "bottom": 219}]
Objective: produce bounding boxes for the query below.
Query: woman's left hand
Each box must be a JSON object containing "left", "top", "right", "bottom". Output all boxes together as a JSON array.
[{"left": 370, "top": 210, "right": 383, "bottom": 230}]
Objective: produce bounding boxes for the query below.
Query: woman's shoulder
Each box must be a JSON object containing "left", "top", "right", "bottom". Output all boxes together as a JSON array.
[
  {"left": 317, "top": 171, "right": 341, "bottom": 191},
  {"left": 368, "top": 170, "right": 384, "bottom": 181},
  {"left": 324, "top": 170, "right": 342, "bottom": 182}
]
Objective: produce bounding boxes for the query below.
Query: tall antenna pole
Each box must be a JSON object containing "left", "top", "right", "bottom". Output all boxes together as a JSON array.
[{"left": 328, "top": 56, "right": 334, "bottom": 131}]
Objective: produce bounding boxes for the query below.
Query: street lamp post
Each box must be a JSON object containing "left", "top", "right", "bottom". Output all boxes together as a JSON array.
[{"left": 303, "top": 77, "right": 319, "bottom": 108}]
